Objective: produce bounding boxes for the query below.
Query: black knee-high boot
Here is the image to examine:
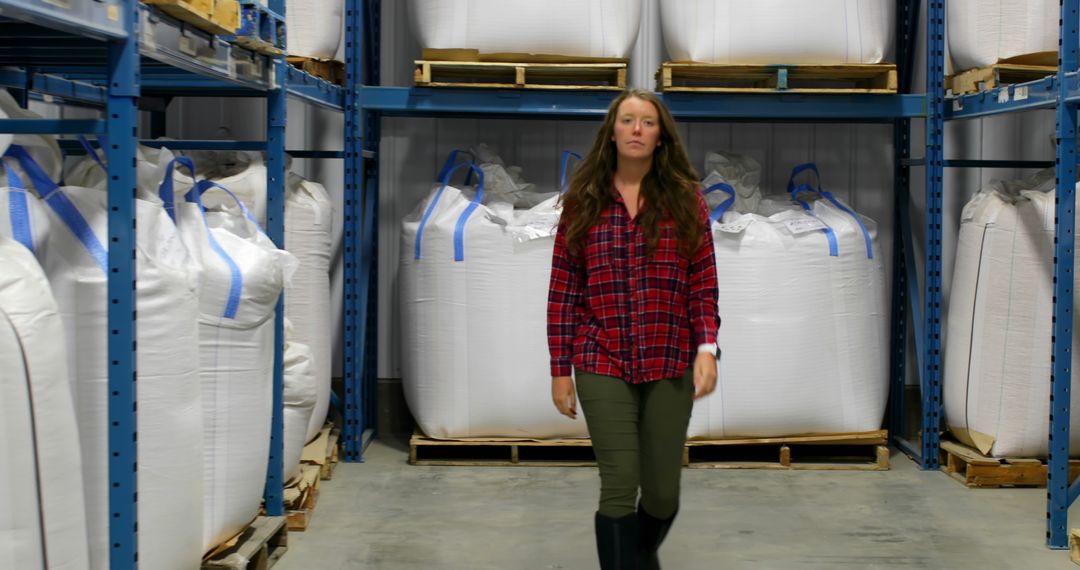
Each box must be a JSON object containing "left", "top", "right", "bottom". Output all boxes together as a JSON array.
[
  {"left": 594, "top": 512, "right": 639, "bottom": 569},
  {"left": 637, "top": 504, "right": 676, "bottom": 570}
]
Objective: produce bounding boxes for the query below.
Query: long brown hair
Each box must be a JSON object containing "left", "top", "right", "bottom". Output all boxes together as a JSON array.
[{"left": 559, "top": 89, "right": 702, "bottom": 258}]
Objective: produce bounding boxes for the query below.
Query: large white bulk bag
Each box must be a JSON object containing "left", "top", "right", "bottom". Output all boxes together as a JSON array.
[
  {"left": 196, "top": 151, "right": 269, "bottom": 227},
  {"left": 153, "top": 153, "right": 294, "bottom": 551},
  {"left": 948, "top": 1, "right": 1058, "bottom": 71},
  {"left": 2, "top": 146, "right": 204, "bottom": 570},
  {"left": 688, "top": 167, "right": 888, "bottom": 438},
  {"left": 285, "top": 172, "right": 334, "bottom": 442},
  {"left": 0, "top": 235, "right": 89, "bottom": 570},
  {"left": 944, "top": 170, "right": 1080, "bottom": 458},
  {"left": 408, "top": 0, "right": 642, "bottom": 59},
  {"left": 286, "top": 0, "right": 343, "bottom": 60},
  {"left": 660, "top": 0, "right": 894, "bottom": 65},
  {"left": 283, "top": 321, "right": 318, "bottom": 483},
  {"left": 0, "top": 91, "right": 61, "bottom": 184},
  {"left": 400, "top": 161, "right": 587, "bottom": 438}
]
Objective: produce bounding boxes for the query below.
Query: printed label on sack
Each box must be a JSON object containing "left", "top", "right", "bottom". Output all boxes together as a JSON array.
[
  {"left": 713, "top": 218, "right": 751, "bottom": 235},
  {"left": 998, "top": 89, "right": 1010, "bottom": 104},
  {"left": 1015, "top": 86, "right": 1029, "bottom": 102},
  {"left": 782, "top": 217, "right": 827, "bottom": 235}
]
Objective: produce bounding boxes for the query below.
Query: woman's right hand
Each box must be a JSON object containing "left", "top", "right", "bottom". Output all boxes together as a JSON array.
[{"left": 551, "top": 376, "right": 577, "bottom": 420}]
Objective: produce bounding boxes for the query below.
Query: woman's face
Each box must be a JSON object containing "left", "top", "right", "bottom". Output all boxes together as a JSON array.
[{"left": 611, "top": 96, "right": 662, "bottom": 162}]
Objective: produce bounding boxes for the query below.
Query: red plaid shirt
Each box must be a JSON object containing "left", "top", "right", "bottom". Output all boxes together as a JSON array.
[{"left": 547, "top": 187, "right": 720, "bottom": 384}]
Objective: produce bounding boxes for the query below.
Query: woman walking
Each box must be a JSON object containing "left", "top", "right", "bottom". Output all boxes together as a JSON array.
[{"left": 547, "top": 89, "right": 720, "bottom": 569}]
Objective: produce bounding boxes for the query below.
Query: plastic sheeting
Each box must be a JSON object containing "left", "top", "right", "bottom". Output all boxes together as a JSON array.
[
  {"left": 660, "top": 0, "right": 894, "bottom": 64},
  {"left": 944, "top": 170, "right": 1080, "bottom": 458},
  {"left": 948, "top": 0, "right": 1058, "bottom": 71},
  {"left": 400, "top": 156, "right": 587, "bottom": 438},
  {"left": 286, "top": 0, "right": 343, "bottom": 59},
  {"left": 2, "top": 146, "right": 203, "bottom": 570},
  {"left": 688, "top": 165, "right": 889, "bottom": 438},
  {"left": 0, "top": 235, "right": 89, "bottom": 570},
  {"left": 407, "top": 0, "right": 642, "bottom": 59}
]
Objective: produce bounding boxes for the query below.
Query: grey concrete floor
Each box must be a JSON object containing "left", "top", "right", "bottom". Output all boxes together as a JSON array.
[{"left": 276, "top": 437, "right": 1080, "bottom": 569}]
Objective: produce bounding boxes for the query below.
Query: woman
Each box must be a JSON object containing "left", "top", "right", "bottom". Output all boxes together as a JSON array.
[{"left": 547, "top": 89, "right": 720, "bottom": 569}]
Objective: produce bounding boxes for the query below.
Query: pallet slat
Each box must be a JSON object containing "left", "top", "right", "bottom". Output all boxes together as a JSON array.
[
  {"left": 658, "top": 62, "right": 897, "bottom": 94},
  {"left": 939, "top": 439, "right": 1080, "bottom": 488},
  {"left": 287, "top": 57, "right": 345, "bottom": 86},
  {"left": 946, "top": 62, "right": 1057, "bottom": 95},
  {"left": 143, "top": 0, "right": 239, "bottom": 35},
  {"left": 202, "top": 516, "right": 287, "bottom": 570},
  {"left": 409, "top": 430, "right": 889, "bottom": 470},
  {"left": 285, "top": 465, "right": 321, "bottom": 531},
  {"left": 414, "top": 60, "right": 626, "bottom": 91}
]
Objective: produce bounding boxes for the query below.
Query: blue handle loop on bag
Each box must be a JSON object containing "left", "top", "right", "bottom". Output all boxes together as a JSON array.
[
  {"left": 788, "top": 171, "right": 874, "bottom": 260},
  {"left": 78, "top": 135, "right": 107, "bottom": 170},
  {"left": 415, "top": 161, "right": 485, "bottom": 262},
  {"left": 191, "top": 179, "right": 253, "bottom": 319},
  {"left": 4, "top": 145, "right": 108, "bottom": 273},
  {"left": 193, "top": 179, "right": 263, "bottom": 231},
  {"left": 158, "top": 156, "right": 197, "bottom": 222},
  {"left": 786, "top": 162, "right": 822, "bottom": 194},
  {"left": 703, "top": 182, "right": 736, "bottom": 223},
  {"left": 789, "top": 182, "right": 839, "bottom": 257},
  {"left": 559, "top": 150, "right": 583, "bottom": 193},
  {"left": 436, "top": 149, "right": 475, "bottom": 187},
  {"left": 3, "top": 158, "right": 34, "bottom": 252}
]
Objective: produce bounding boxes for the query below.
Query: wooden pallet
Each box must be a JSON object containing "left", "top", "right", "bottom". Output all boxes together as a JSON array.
[
  {"left": 287, "top": 57, "right": 345, "bottom": 86},
  {"left": 1069, "top": 528, "right": 1080, "bottom": 566},
  {"left": 658, "top": 62, "right": 897, "bottom": 94},
  {"left": 301, "top": 425, "right": 340, "bottom": 480},
  {"left": 685, "top": 430, "right": 890, "bottom": 470},
  {"left": 410, "top": 430, "right": 889, "bottom": 470},
  {"left": 946, "top": 62, "right": 1057, "bottom": 95},
  {"left": 229, "top": 0, "right": 284, "bottom": 55},
  {"left": 143, "top": 0, "right": 240, "bottom": 35},
  {"left": 284, "top": 465, "right": 321, "bottom": 531},
  {"left": 939, "top": 439, "right": 1080, "bottom": 488},
  {"left": 202, "top": 516, "right": 287, "bottom": 570},
  {"left": 409, "top": 433, "right": 596, "bottom": 467},
  {"left": 414, "top": 60, "right": 627, "bottom": 91}
]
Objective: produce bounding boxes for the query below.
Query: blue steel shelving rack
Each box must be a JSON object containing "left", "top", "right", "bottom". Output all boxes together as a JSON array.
[
  {"left": 0, "top": 0, "right": 350, "bottom": 567},
  {"left": 341, "top": 0, "right": 945, "bottom": 474},
  {"left": 943, "top": 0, "right": 1080, "bottom": 550}
]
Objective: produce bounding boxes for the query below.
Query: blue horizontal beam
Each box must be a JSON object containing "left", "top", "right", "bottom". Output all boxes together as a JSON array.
[
  {"left": 946, "top": 74, "right": 1066, "bottom": 120},
  {"left": 285, "top": 66, "right": 344, "bottom": 111},
  {"left": 0, "top": 119, "right": 105, "bottom": 134},
  {"left": 287, "top": 150, "right": 347, "bottom": 159},
  {"left": 140, "top": 139, "right": 266, "bottom": 151},
  {"left": 0, "top": 69, "right": 106, "bottom": 106},
  {"left": 358, "top": 86, "right": 925, "bottom": 121},
  {"left": 0, "top": 0, "right": 127, "bottom": 41},
  {"left": 903, "top": 158, "right": 1057, "bottom": 168}
]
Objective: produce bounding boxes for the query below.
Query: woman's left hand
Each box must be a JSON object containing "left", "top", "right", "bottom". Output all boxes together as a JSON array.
[{"left": 693, "top": 351, "right": 717, "bottom": 400}]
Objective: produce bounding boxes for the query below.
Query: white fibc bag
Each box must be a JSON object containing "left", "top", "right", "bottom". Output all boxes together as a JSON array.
[
  {"left": 154, "top": 152, "right": 295, "bottom": 551},
  {"left": 286, "top": 0, "right": 343, "bottom": 59},
  {"left": 283, "top": 320, "right": 318, "bottom": 482},
  {"left": 688, "top": 165, "right": 888, "bottom": 438},
  {"left": 0, "top": 91, "right": 61, "bottom": 184},
  {"left": 660, "top": 0, "right": 894, "bottom": 64},
  {"left": 944, "top": 170, "right": 1080, "bottom": 458},
  {"left": 0, "top": 234, "right": 90, "bottom": 570},
  {"left": 408, "top": 0, "right": 642, "bottom": 59},
  {"left": 285, "top": 172, "right": 334, "bottom": 442},
  {"left": 196, "top": 151, "right": 269, "bottom": 227},
  {"left": 2, "top": 145, "right": 203, "bottom": 570},
  {"left": 400, "top": 156, "right": 588, "bottom": 439},
  {"left": 949, "top": 0, "right": 1058, "bottom": 71}
]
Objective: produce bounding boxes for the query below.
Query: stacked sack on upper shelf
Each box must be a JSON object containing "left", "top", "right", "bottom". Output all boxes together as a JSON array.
[
  {"left": 407, "top": 0, "right": 642, "bottom": 59},
  {"left": 660, "top": 0, "right": 895, "bottom": 65},
  {"left": 949, "top": 0, "right": 1058, "bottom": 72},
  {"left": 400, "top": 146, "right": 588, "bottom": 439},
  {"left": 689, "top": 155, "right": 889, "bottom": 438},
  {"left": 945, "top": 169, "right": 1080, "bottom": 458}
]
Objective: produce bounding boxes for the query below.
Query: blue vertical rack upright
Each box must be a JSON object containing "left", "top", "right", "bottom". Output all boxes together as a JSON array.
[
  {"left": 943, "top": 0, "right": 1080, "bottom": 550},
  {"left": 342, "top": 0, "right": 945, "bottom": 473},
  {"left": 0, "top": 0, "right": 349, "bottom": 566}
]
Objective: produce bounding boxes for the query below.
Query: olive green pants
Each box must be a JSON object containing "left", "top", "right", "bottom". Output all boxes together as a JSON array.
[{"left": 576, "top": 369, "right": 695, "bottom": 519}]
